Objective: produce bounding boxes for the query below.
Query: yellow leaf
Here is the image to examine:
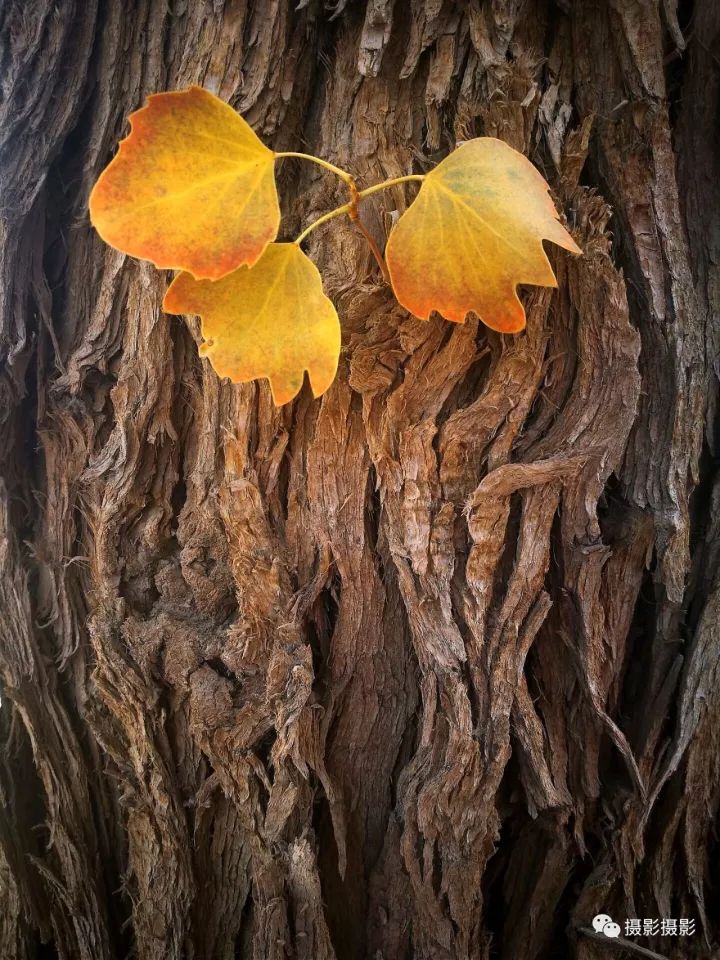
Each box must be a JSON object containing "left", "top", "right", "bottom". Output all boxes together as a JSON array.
[
  {"left": 385, "top": 138, "right": 581, "bottom": 332},
  {"left": 89, "top": 86, "right": 279, "bottom": 280},
  {"left": 163, "top": 243, "right": 340, "bottom": 405}
]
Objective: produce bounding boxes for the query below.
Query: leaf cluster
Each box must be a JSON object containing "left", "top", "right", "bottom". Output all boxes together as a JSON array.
[{"left": 90, "top": 86, "right": 580, "bottom": 405}]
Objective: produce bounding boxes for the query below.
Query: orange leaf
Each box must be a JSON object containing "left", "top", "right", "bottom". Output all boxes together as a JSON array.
[
  {"left": 163, "top": 243, "right": 340, "bottom": 405},
  {"left": 385, "top": 138, "right": 581, "bottom": 332},
  {"left": 89, "top": 86, "right": 279, "bottom": 280}
]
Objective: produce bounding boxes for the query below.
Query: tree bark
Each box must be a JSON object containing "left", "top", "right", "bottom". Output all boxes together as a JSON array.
[{"left": 1, "top": 2, "right": 718, "bottom": 959}]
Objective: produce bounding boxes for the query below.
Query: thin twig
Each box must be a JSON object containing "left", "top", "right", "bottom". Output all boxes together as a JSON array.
[
  {"left": 577, "top": 927, "right": 670, "bottom": 960},
  {"left": 343, "top": 177, "right": 389, "bottom": 281},
  {"left": 350, "top": 209, "right": 390, "bottom": 282}
]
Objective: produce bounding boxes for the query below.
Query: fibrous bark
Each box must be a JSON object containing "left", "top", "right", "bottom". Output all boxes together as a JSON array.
[{"left": 1, "top": 2, "right": 718, "bottom": 959}]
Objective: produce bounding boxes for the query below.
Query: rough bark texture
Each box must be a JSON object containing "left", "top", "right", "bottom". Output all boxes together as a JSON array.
[{"left": 1, "top": 2, "right": 718, "bottom": 959}]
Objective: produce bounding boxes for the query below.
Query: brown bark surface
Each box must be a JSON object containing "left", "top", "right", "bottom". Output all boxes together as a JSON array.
[{"left": 1, "top": 2, "right": 718, "bottom": 959}]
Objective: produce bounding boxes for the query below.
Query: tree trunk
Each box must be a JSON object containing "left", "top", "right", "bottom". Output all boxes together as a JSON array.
[{"left": 1, "top": 2, "right": 718, "bottom": 958}]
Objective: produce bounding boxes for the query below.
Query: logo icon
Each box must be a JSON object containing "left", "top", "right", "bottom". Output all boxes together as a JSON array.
[{"left": 592, "top": 914, "right": 621, "bottom": 938}]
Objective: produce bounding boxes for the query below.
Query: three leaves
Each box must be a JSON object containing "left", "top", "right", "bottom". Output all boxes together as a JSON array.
[{"left": 90, "top": 86, "right": 580, "bottom": 405}]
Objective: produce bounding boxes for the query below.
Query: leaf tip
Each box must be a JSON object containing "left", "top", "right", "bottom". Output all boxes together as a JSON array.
[
  {"left": 162, "top": 273, "right": 193, "bottom": 314},
  {"left": 308, "top": 365, "right": 337, "bottom": 401},
  {"left": 269, "top": 381, "right": 299, "bottom": 406},
  {"left": 480, "top": 292, "right": 527, "bottom": 334}
]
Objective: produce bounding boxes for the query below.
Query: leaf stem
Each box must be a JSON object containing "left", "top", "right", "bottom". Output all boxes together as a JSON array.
[
  {"left": 274, "top": 151, "right": 354, "bottom": 186},
  {"left": 358, "top": 174, "right": 425, "bottom": 199},
  {"left": 292, "top": 173, "right": 424, "bottom": 267},
  {"left": 294, "top": 203, "right": 352, "bottom": 245}
]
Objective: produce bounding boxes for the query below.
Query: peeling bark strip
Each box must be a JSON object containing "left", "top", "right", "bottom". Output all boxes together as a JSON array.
[{"left": 0, "top": 2, "right": 718, "bottom": 959}]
